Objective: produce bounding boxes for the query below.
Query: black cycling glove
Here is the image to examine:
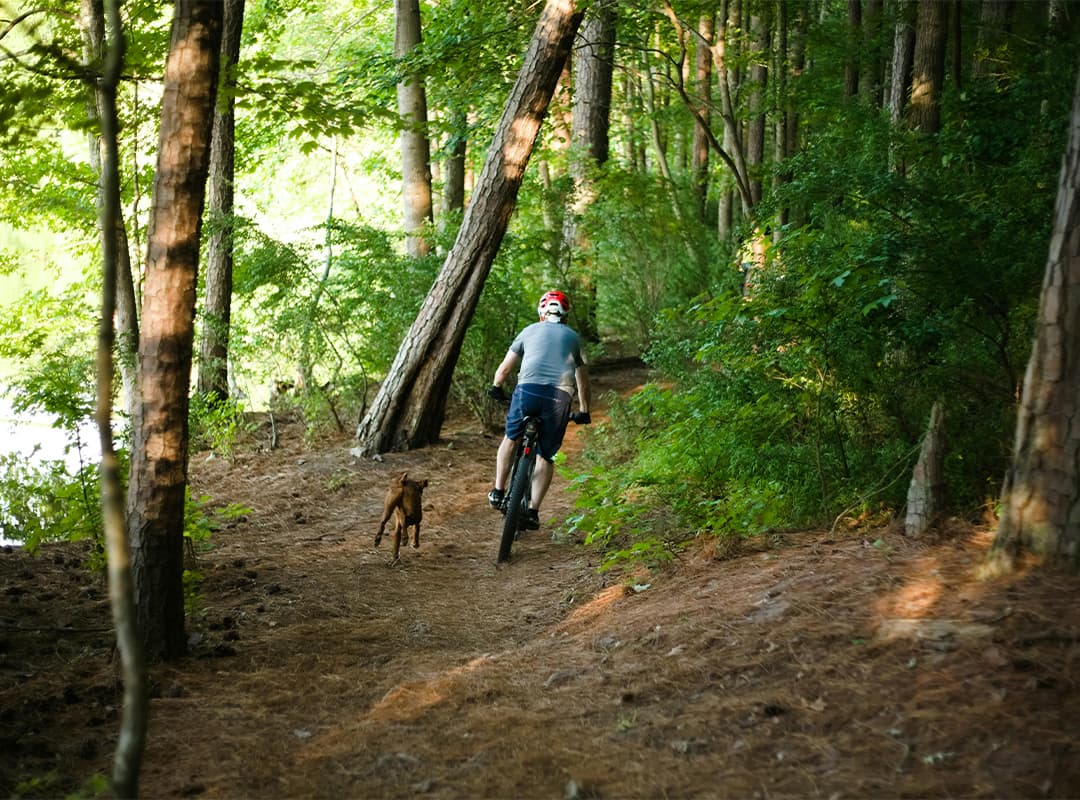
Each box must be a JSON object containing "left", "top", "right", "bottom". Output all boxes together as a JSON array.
[
  {"left": 570, "top": 411, "right": 591, "bottom": 425},
  {"left": 488, "top": 385, "right": 509, "bottom": 403}
]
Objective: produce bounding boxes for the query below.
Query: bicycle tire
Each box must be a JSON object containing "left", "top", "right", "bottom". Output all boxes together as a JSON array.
[{"left": 498, "top": 446, "right": 534, "bottom": 562}]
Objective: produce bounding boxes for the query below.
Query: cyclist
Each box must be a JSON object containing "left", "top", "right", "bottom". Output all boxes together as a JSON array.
[{"left": 487, "top": 290, "right": 591, "bottom": 530}]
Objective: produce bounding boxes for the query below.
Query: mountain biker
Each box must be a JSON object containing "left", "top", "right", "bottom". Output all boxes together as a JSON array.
[{"left": 487, "top": 290, "right": 591, "bottom": 530}]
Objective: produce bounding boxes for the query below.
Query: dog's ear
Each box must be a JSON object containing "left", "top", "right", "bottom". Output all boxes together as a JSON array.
[
  {"left": 398, "top": 471, "right": 409, "bottom": 485},
  {"left": 419, "top": 479, "right": 429, "bottom": 489}
]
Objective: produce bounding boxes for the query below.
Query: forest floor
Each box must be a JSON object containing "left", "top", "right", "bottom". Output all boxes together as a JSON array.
[{"left": 3, "top": 364, "right": 1080, "bottom": 799}]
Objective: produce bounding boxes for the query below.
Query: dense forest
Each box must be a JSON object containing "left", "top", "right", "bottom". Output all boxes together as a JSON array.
[{"left": 2, "top": 0, "right": 1080, "bottom": 794}]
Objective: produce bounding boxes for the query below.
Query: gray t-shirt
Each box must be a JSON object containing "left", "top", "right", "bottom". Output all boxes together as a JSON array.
[{"left": 509, "top": 321, "right": 584, "bottom": 394}]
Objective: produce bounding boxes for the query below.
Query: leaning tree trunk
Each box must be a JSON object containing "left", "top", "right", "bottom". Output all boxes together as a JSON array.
[
  {"left": 992, "top": 64, "right": 1080, "bottom": 572},
  {"left": 354, "top": 0, "right": 585, "bottom": 455},
  {"left": 197, "top": 0, "right": 245, "bottom": 401},
  {"left": 128, "top": 0, "right": 222, "bottom": 663}
]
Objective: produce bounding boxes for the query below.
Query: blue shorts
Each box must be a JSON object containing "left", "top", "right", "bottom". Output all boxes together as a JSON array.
[{"left": 504, "top": 384, "right": 572, "bottom": 462}]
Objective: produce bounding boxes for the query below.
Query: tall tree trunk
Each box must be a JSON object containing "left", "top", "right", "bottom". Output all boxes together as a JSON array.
[
  {"left": 570, "top": 2, "right": 615, "bottom": 172},
  {"left": 845, "top": 0, "right": 862, "bottom": 98},
  {"left": 127, "top": 0, "right": 222, "bottom": 663},
  {"left": 692, "top": 12, "right": 714, "bottom": 222},
  {"left": 973, "top": 0, "right": 1011, "bottom": 79},
  {"left": 621, "top": 70, "right": 645, "bottom": 171},
  {"left": 439, "top": 106, "right": 467, "bottom": 227},
  {"left": 992, "top": 64, "right": 1080, "bottom": 572},
  {"left": 395, "top": 0, "right": 433, "bottom": 258},
  {"left": 949, "top": 0, "right": 962, "bottom": 91},
  {"left": 80, "top": 0, "right": 139, "bottom": 418},
  {"left": 197, "top": 0, "right": 244, "bottom": 401},
  {"left": 746, "top": 9, "right": 767, "bottom": 206},
  {"left": 661, "top": 0, "right": 753, "bottom": 213},
  {"left": 643, "top": 58, "right": 696, "bottom": 266},
  {"left": 92, "top": 0, "right": 147, "bottom": 793},
  {"left": 354, "top": 0, "right": 585, "bottom": 455},
  {"left": 717, "top": 0, "right": 739, "bottom": 238},
  {"left": 862, "top": 0, "right": 884, "bottom": 105},
  {"left": 772, "top": 0, "right": 789, "bottom": 241},
  {"left": 888, "top": 0, "right": 916, "bottom": 125},
  {"left": 908, "top": 0, "right": 948, "bottom": 135},
  {"left": 563, "top": 0, "right": 614, "bottom": 341},
  {"left": 299, "top": 138, "right": 338, "bottom": 389}
]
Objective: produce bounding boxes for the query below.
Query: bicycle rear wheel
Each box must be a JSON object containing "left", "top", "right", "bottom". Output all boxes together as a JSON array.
[{"left": 498, "top": 448, "right": 534, "bottom": 563}]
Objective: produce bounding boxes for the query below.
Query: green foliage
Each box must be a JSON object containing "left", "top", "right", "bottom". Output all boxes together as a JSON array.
[
  {"left": 0, "top": 452, "right": 103, "bottom": 557},
  {"left": 184, "top": 491, "right": 250, "bottom": 617},
  {"left": 189, "top": 393, "right": 255, "bottom": 460},
  {"left": 575, "top": 168, "right": 735, "bottom": 348},
  {"left": 565, "top": 18, "right": 1074, "bottom": 566},
  {"left": 0, "top": 270, "right": 103, "bottom": 556},
  {"left": 226, "top": 216, "right": 439, "bottom": 428},
  {"left": 455, "top": 250, "right": 536, "bottom": 428}
]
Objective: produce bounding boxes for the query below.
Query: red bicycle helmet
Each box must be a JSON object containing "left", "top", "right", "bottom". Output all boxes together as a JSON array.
[{"left": 537, "top": 289, "right": 570, "bottom": 321}]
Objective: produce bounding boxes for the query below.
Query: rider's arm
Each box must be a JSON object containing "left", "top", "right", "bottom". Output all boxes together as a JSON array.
[
  {"left": 575, "top": 364, "right": 591, "bottom": 414},
  {"left": 493, "top": 350, "right": 520, "bottom": 387}
]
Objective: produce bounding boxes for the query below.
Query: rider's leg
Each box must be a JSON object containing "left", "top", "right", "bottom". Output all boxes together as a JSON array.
[
  {"left": 494, "top": 436, "right": 516, "bottom": 491},
  {"left": 529, "top": 457, "right": 555, "bottom": 510}
]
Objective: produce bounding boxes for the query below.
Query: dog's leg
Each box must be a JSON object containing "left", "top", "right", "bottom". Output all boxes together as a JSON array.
[
  {"left": 391, "top": 509, "right": 404, "bottom": 561},
  {"left": 375, "top": 507, "right": 393, "bottom": 547}
]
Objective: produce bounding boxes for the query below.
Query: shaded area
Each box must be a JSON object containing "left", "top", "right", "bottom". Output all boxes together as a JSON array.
[{"left": 1, "top": 368, "right": 1079, "bottom": 798}]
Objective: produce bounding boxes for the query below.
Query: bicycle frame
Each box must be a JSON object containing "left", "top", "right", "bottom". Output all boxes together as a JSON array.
[{"left": 497, "top": 415, "right": 541, "bottom": 562}]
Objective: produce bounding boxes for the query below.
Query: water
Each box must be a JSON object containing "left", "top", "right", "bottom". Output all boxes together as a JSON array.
[{"left": 0, "top": 399, "right": 101, "bottom": 547}]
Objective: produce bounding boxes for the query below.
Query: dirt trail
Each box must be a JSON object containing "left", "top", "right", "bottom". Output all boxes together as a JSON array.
[{"left": 3, "top": 366, "right": 1080, "bottom": 799}]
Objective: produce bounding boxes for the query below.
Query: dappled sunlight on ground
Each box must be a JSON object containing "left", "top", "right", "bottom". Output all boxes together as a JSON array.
[
  {"left": 3, "top": 368, "right": 1080, "bottom": 798},
  {"left": 366, "top": 653, "right": 498, "bottom": 723},
  {"left": 874, "top": 556, "right": 945, "bottom": 618}
]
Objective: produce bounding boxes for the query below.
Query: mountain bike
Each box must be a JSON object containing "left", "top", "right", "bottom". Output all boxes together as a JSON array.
[
  {"left": 490, "top": 389, "right": 589, "bottom": 563},
  {"left": 496, "top": 411, "right": 543, "bottom": 563}
]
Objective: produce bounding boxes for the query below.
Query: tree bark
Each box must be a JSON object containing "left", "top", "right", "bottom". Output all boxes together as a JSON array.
[
  {"left": 772, "top": 1, "right": 788, "bottom": 241},
  {"left": 973, "top": 0, "right": 1011, "bottom": 79},
  {"left": 92, "top": 0, "right": 147, "bottom": 793},
  {"left": 862, "top": 0, "right": 884, "bottom": 105},
  {"left": 845, "top": 0, "right": 861, "bottom": 98},
  {"left": 197, "top": 0, "right": 244, "bottom": 401},
  {"left": 712, "top": 0, "right": 753, "bottom": 212},
  {"left": 395, "top": 0, "right": 433, "bottom": 258},
  {"left": 692, "top": 12, "right": 714, "bottom": 222},
  {"left": 570, "top": 2, "right": 615, "bottom": 173},
  {"left": 439, "top": 106, "right": 467, "bottom": 226},
  {"left": 909, "top": 0, "right": 947, "bottom": 135},
  {"left": 746, "top": 8, "right": 767, "bottom": 206},
  {"left": 888, "top": 0, "right": 916, "bottom": 125},
  {"left": 127, "top": 0, "right": 222, "bottom": 663},
  {"left": 905, "top": 399, "right": 945, "bottom": 537},
  {"left": 563, "top": 0, "right": 615, "bottom": 341},
  {"left": 80, "top": 0, "right": 139, "bottom": 419},
  {"left": 354, "top": 0, "right": 585, "bottom": 455},
  {"left": 992, "top": 64, "right": 1080, "bottom": 571}
]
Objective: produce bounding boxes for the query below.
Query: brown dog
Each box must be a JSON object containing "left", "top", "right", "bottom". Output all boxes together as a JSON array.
[{"left": 374, "top": 472, "right": 428, "bottom": 561}]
